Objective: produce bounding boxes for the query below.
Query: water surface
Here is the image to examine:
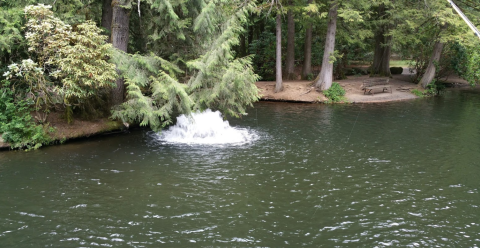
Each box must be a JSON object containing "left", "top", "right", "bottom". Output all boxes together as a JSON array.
[{"left": 1, "top": 89, "right": 480, "bottom": 247}]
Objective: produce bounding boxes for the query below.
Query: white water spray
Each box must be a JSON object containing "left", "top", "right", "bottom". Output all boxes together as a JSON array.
[{"left": 157, "top": 109, "right": 257, "bottom": 145}]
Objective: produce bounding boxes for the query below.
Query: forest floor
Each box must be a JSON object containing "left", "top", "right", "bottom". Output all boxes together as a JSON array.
[
  {"left": 256, "top": 68, "right": 470, "bottom": 103},
  {"left": 0, "top": 68, "right": 472, "bottom": 150}
]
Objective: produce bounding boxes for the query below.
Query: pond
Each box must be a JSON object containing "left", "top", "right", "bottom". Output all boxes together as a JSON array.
[{"left": 1, "top": 89, "right": 480, "bottom": 247}]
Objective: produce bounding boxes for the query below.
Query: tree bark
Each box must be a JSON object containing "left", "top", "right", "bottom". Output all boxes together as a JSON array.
[
  {"left": 248, "top": 16, "right": 254, "bottom": 47},
  {"left": 314, "top": 1, "right": 338, "bottom": 90},
  {"left": 285, "top": 6, "right": 295, "bottom": 80},
  {"left": 302, "top": 0, "right": 313, "bottom": 79},
  {"left": 101, "top": 0, "right": 113, "bottom": 41},
  {"left": 371, "top": 4, "right": 391, "bottom": 77},
  {"left": 275, "top": 13, "right": 283, "bottom": 93},
  {"left": 419, "top": 41, "right": 444, "bottom": 88},
  {"left": 111, "top": 0, "right": 130, "bottom": 106},
  {"left": 239, "top": 34, "right": 246, "bottom": 57},
  {"left": 371, "top": 30, "right": 392, "bottom": 77}
]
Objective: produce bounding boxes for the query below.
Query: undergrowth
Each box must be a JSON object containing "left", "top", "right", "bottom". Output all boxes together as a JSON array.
[
  {"left": 323, "top": 82, "right": 346, "bottom": 103},
  {"left": 0, "top": 82, "right": 53, "bottom": 150},
  {"left": 412, "top": 80, "right": 445, "bottom": 97}
]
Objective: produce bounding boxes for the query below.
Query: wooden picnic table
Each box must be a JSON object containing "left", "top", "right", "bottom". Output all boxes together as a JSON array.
[{"left": 361, "top": 78, "right": 391, "bottom": 95}]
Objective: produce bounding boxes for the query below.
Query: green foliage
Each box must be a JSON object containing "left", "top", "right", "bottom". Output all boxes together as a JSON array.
[
  {"left": 3, "top": 59, "right": 51, "bottom": 110},
  {"left": 22, "top": 4, "right": 117, "bottom": 107},
  {"left": 449, "top": 42, "right": 468, "bottom": 77},
  {"left": 411, "top": 81, "right": 445, "bottom": 97},
  {"left": 345, "top": 67, "right": 368, "bottom": 76},
  {"left": 0, "top": 4, "right": 116, "bottom": 149},
  {"left": 249, "top": 30, "right": 276, "bottom": 81},
  {"left": 411, "top": 89, "right": 423, "bottom": 97},
  {"left": 323, "top": 82, "right": 346, "bottom": 103},
  {"left": 0, "top": 6, "right": 28, "bottom": 70},
  {"left": 306, "top": 73, "right": 315, "bottom": 81},
  {"left": 425, "top": 82, "right": 445, "bottom": 96},
  {"left": 111, "top": 50, "right": 193, "bottom": 132},
  {"left": 0, "top": 81, "right": 52, "bottom": 150},
  {"left": 188, "top": 2, "right": 260, "bottom": 117},
  {"left": 3, "top": 4, "right": 117, "bottom": 121},
  {"left": 389, "top": 60, "right": 412, "bottom": 67},
  {"left": 111, "top": 0, "right": 260, "bottom": 132},
  {"left": 462, "top": 44, "right": 480, "bottom": 86}
]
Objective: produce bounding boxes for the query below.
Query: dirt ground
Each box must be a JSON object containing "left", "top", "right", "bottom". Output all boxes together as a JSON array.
[{"left": 256, "top": 68, "right": 470, "bottom": 103}]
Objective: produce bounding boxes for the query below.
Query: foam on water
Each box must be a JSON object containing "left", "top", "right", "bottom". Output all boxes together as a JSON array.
[{"left": 157, "top": 109, "right": 257, "bottom": 145}]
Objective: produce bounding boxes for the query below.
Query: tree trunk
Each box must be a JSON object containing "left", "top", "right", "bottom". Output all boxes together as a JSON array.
[
  {"left": 101, "top": 0, "right": 113, "bottom": 41},
  {"left": 239, "top": 34, "right": 246, "bottom": 57},
  {"left": 371, "top": 30, "right": 392, "bottom": 77},
  {"left": 419, "top": 41, "right": 444, "bottom": 88},
  {"left": 302, "top": 24, "right": 312, "bottom": 79},
  {"left": 248, "top": 16, "right": 254, "bottom": 47},
  {"left": 314, "top": 1, "right": 338, "bottom": 90},
  {"left": 275, "top": 13, "right": 283, "bottom": 93},
  {"left": 285, "top": 7, "right": 295, "bottom": 80},
  {"left": 302, "top": 0, "right": 313, "bottom": 79},
  {"left": 371, "top": 4, "right": 391, "bottom": 77},
  {"left": 111, "top": 1, "right": 130, "bottom": 107}
]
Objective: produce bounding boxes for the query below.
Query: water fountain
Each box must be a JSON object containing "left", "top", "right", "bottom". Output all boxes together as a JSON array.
[{"left": 157, "top": 109, "right": 257, "bottom": 145}]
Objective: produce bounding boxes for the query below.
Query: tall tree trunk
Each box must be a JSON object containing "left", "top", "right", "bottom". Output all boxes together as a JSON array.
[
  {"left": 315, "top": 1, "right": 338, "bottom": 90},
  {"left": 419, "top": 41, "right": 444, "bottom": 88},
  {"left": 101, "top": 0, "right": 113, "bottom": 41},
  {"left": 248, "top": 16, "right": 254, "bottom": 47},
  {"left": 285, "top": 6, "right": 295, "bottom": 80},
  {"left": 371, "top": 4, "right": 391, "bottom": 77},
  {"left": 371, "top": 30, "right": 392, "bottom": 77},
  {"left": 275, "top": 13, "right": 283, "bottom": 93},
  {"left": 111, "top": 1, "right": 130, "bottom": 107},
  {"left": 259, "top": 16, "right": 265, "bottom": 35},
  {"left": 239, "top": 34, "right": 246, "bottom": 57},
  {"left": 302, "top": 0, "right": 313, "bottom": 79}
]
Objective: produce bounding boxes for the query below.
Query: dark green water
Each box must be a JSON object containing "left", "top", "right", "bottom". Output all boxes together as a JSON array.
[{"left": 1, "top": 89, "right": 480, "bottom": 247}]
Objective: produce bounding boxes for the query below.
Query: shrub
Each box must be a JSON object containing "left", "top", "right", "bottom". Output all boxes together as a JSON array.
[
  {"left": 0, "top": 81, "right": 52, "bottom": 150},
  {"left": 390, "top": 67, "right": 403, "bottom": 75},
  {"left": 411, "top": 80, "right": 445, "bottom": 98},
  {"left": 323, "top": 82, "right": 346, "bottom": 103},
  {"left": 306, "top": 73, "right": 315, "bottom": 81},
  {"left": 411, "top": 89, "right": 423, "bottom": 97},
  {"left": 345, "top": 67, "right": 368, "bottom": 76}
]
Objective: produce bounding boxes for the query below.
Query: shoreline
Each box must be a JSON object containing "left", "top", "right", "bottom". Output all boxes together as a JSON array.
[
  {"left": 0, "top": 71, "right": 472, "bottom": 150},
  {"left": 256, "top": 70, "right": 472, "bottom": 104}
]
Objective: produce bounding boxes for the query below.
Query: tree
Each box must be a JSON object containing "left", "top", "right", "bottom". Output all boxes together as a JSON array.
[
  {"left": 275, "top": 12, "right": 283, "bottom": 92},
  {"left": 101, "top": 0, "right": 113, "bottom": 40},
  {"left": 371, "top": 3, "right": 391, "bottom": 77},
  {"left": 302, "top": 0, "right": 314, "bottom": 79},
  {"left": 285, "top": 1, "right": 295, "bottom": 80},
  {"left": 111, "top": 0, "right": 130, "bottom": 106},
  {"left": 111, "top": 0, "right": 260, "bottom": 130},
  {"left": 314, "top": 0, "right": 338, "bottom": 90},
  {"left": 419, "top": 40, "right": 444, "bottom": 88}
]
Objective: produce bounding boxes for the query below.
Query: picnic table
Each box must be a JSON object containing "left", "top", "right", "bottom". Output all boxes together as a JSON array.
[{"left": 361, "top": 78, "right": 391, "bottom": 95}]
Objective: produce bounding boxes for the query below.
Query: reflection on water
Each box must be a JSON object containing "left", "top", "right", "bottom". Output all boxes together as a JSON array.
[{"left": 1, "top": 89, "right": 480, "bottom": 247}]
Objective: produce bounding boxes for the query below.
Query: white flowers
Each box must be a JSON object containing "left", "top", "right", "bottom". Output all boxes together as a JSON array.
[{"left": 3, "top": 59, "right": 43, "bottom": 79}]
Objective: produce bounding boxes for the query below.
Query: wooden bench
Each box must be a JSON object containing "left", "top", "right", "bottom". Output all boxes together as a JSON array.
[{"left": 361, "top": 78, "right": 391, "bottom": 95}]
